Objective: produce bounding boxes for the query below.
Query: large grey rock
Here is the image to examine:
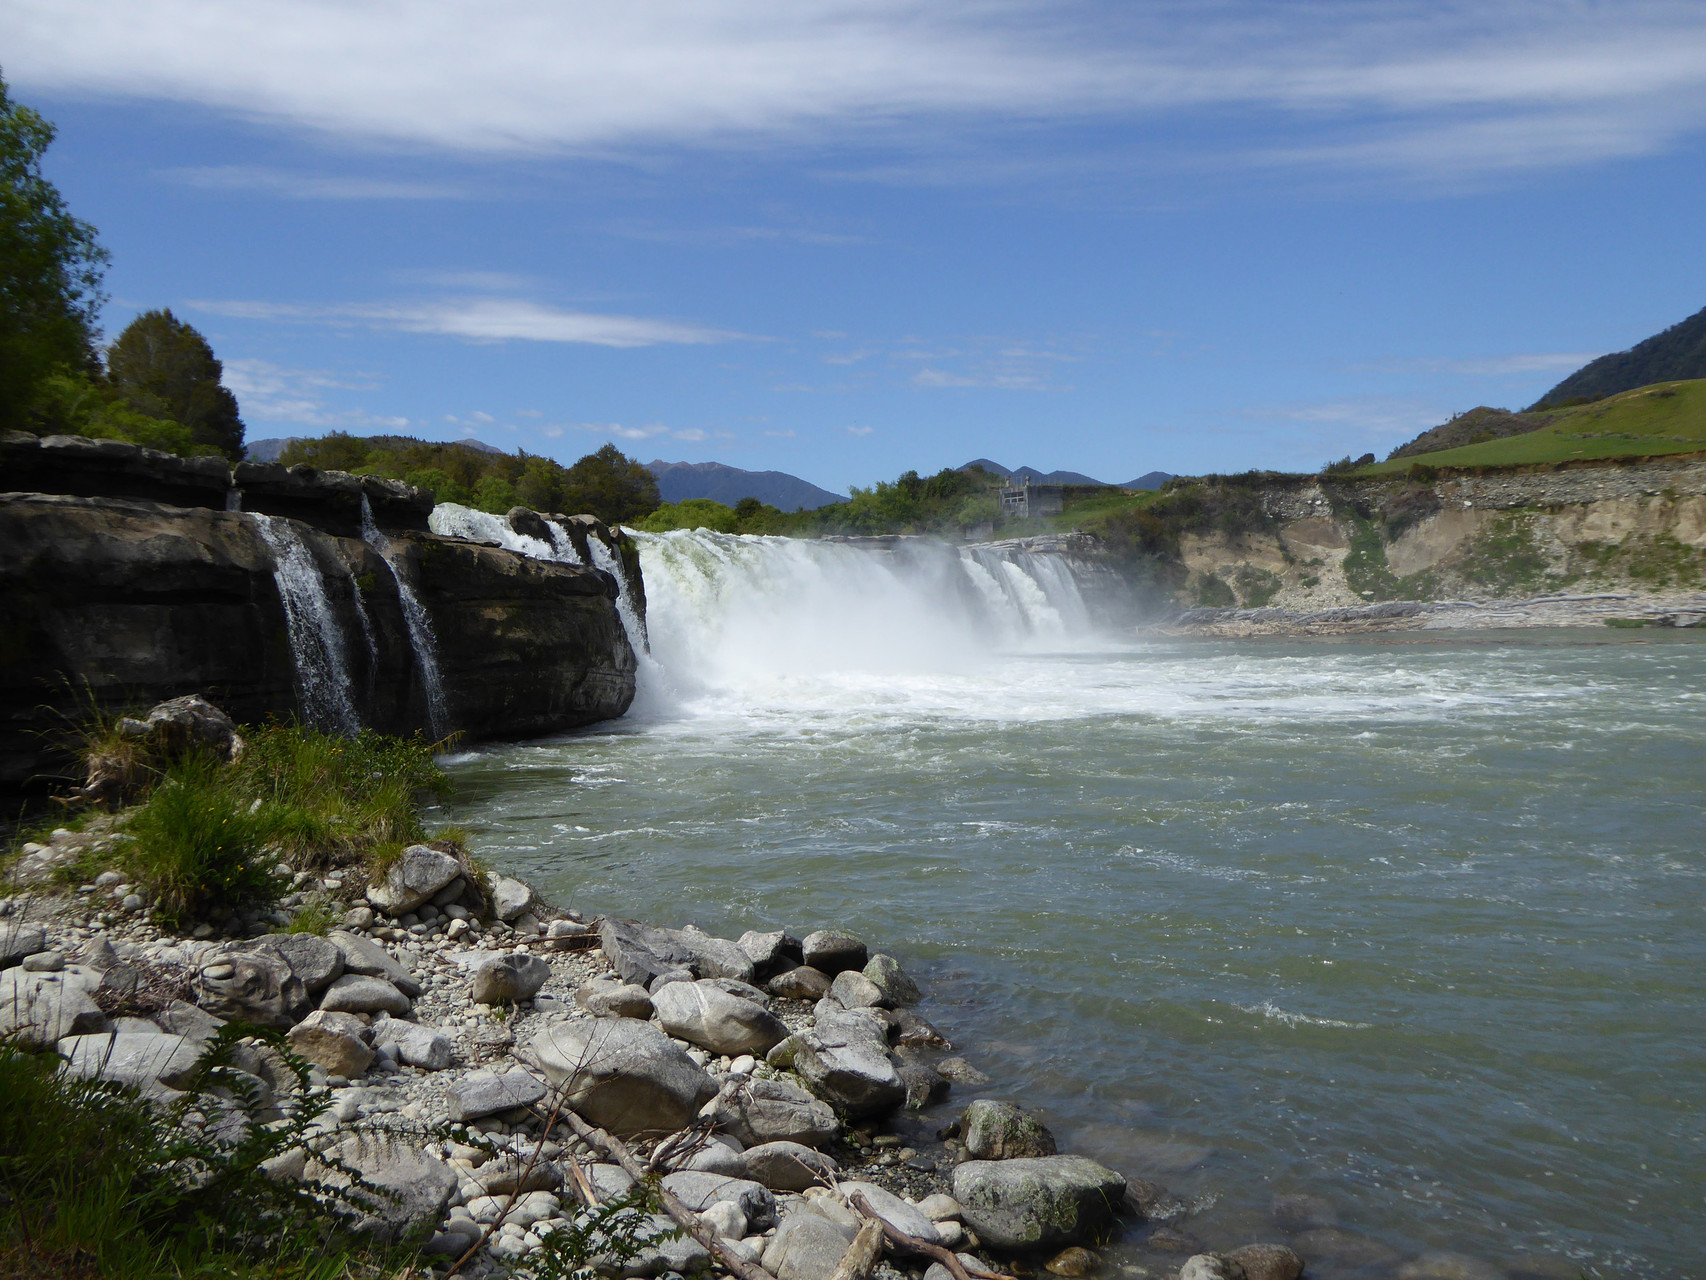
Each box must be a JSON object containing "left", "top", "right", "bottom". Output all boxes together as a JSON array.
[
  {"left": 863, "top": 954, "right": 921, "bottom": 1006},
  {"left": 1395, "top": 1252, "right": 1507, "bottom": 1280},
  {"left": 141, "top": 694, "right": 244, "bottom": 761},
  {"left": 801, "top": 930, "right": 867, "bottom": 975},
  {"left": 316, "top": 1135, "right": 458, "bottom": 1243},
  {"left": 762, "top": 1211, "right": 854, "bottom": 1280},
  {"left": 471, "top": 953, "right": 551, "bottom": 1005},
  {"left": 195, "top": 950, "right": 308, "bottom": 1030},
  {"left": 287, "top": 1010, "right": 375, "bottom": 1077},
  {"left": 963, "top": 1099, "right": 1057, "bottom": 1159},
  {"left": 371, "top": 1018, "right": 452, "bottom": 1071},
  {"left": 896, "top": 1054, "right": 950, "bottom": 1110},
  {"left": 532, "top": 1016, "right": 717, "bottom": 1137},
  {"left": 1227, "top": 1244, "right": 1306, "bottom": 1280},
  {"left": 600, "top": 918, "right": 699, "bottom": 988},
  {"left": 578, "top": 980, "right": 655, "bottom": 1019},
  {"left": 327, "top": 931, "right": 422, "bottom": 998},
  {"left": 702, "top": 975, "right": 771, "bottom": 1005},
  {"left": 366, "top": 845, "right": 463, "bottom": 916},
  {"left": 319, "top": 973, "right": 410, "bottom": 1016},
  {"left": 0, "top": 969, "right": 106, "bottom": 1047},
  {"left": 0, "top": 921, "right": 47, "bottom": 967},
  {"left": 792, "top": 1005, "right": 904, "bottom": 1119},
  {"left": 744, "top": 1141, "right": 839, "bottom": 1191},
  {"left": 842, "top": 1181, "right": 942, "bottom": 1247},
  {"left": 448, "top": 1068, "right": 548, "bottom": 1122},
  {"left": 674, "top": 925, "right": 758, "bottom": 984},
  {"left": 703, "top": 1075, "right": 840, "bottom": 1148},
  {"left": 830, "top": 970, "right": 888, "bottom": 1009},
  {"left": 153, "top": 999, "right": 224, "bottom": 1043},
  {"left": 952, "top": 1155, "right": 1127, "bottom": 1250},
  {"left": 768, "top": 966, "right": 833, "bottom": 1001},
  {"left": 492, "top": 876, "right": 536, "bottom": 923},
  {"left": 653, "top": 979, "right": 788, "bottom": 1056},
  {"left": 737, "top": 929, "right": 803, "bottom": 979},
  {"left": 660, "top": 1171, "right": 777, "bottom": 1230},
  {"left": 58, "top": 1031, "right": 204, "bottom": 1097},
  {"left": 250, "top": 933, "right": 344, "bottom": 993},
  {"left": 473, "top": 1153, "right": 563, "bottom": 1196},
  {"left": 678, "top": 1139, "right": 749, "bottom": 1178},
  {"left": 1178, "top": 1258, "right": 1238, "bottom": 1280}
]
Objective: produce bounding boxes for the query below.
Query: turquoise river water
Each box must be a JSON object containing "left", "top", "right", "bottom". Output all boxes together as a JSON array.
[{"left": 439, "top": 527, "right": 1705, "bottom": 1280}]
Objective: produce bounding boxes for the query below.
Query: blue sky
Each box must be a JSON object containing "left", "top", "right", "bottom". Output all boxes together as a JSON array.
[{"left": 7, "top": 1, "right": 1706, "bottom": 492}]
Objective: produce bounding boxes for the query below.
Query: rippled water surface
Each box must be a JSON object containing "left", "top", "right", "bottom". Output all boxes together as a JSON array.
[{"left": 443, "top": 530, "right": 1705, "bottom": 1279}]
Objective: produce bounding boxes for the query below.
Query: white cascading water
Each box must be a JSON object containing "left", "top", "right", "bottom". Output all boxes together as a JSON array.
[
  {"left": 361, "top": 496, "right": 450, "bottom": 738},
  {"left": 249, "top": 513, "right": 360, "bottom": 734},
  {"left": 425, "top": 505, "right": 1097, "bottom": 719}
]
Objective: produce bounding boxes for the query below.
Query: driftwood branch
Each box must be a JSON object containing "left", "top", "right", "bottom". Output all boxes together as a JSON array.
[
  {"left": 827, "top": 1219, "right": 885, "bottom": 1280},
  {"left": 559, "top": 1108, "right": 783, "bottom": 1280},
  {"left": 848, "top": 1192, "right": 1015, "bottom": 1280}
]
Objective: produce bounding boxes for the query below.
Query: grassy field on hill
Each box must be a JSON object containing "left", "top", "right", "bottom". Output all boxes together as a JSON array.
[{"left": 1361, "top": 379, "right": 1706, "bottom": 475}]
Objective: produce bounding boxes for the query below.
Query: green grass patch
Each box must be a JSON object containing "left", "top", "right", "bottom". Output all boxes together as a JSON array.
[
  {"left": 121, "top": 754, "right": 280, "bottom": 928},
  {"left": 1358, "top": 379, "right": 1706, "bottom": 474}
]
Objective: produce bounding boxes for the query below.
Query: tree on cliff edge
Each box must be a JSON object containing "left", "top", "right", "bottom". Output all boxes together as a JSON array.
[
  {"left": 106, "top": 309, "right": 246, "bottom": 460},
  {"left": 0, "top": 71, "right": 109, "bottom": 431},
  {"left": 560, "top": 444, "right": 661, "bottom": 525}
]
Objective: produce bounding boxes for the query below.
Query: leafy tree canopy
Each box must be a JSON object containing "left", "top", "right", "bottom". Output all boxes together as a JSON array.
[
  {"left": 106, "top": 309, "right": 245, "bottom": 460},
  {"left": 280, "top": 434, "right": 663, "bottom": 524},
  {"left": 0, "top": 71, "right": 109, "bottom": 431}
]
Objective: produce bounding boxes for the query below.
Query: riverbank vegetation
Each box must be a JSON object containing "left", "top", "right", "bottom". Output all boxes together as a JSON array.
[
  {"left": 0, "top": 1027, "right": 416, "bottom": 1280},
  {"left": 11, "top": 718, "right": 460, "bottom": 932}
]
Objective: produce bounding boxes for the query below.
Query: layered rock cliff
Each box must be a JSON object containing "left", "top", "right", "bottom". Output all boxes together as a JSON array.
[
  {"left": 1125, "top": 454, "right": 1706, "bottom": 627},
  {"left": 0, "top": 433, "right": 638, "bottom": 794}
]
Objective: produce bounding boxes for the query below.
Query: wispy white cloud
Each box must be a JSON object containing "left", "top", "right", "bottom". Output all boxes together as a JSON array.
[
  {"left": 191, "top": 297, "right": 746, "bottom": 347},
  {"left": 221, "top": 357, "right": 408, "bottom": 429},
  {"left": 1235, "top": 396, "right": 1446, "bottom": 460},
  {"left": 913, "top": 367, "right": 1047, "bottom": 390},
  {"left": 846, "top": 425, "right": 874, "bottom": 437},
  {"left": 550, "top": 421, "right": 711, "bottom": 443},
  {"left": 1356, "top": 351, "right": 1601, "bottom": 376},
  {"left": 8, "top": 2, "right": 1706, "bottom": 182},
  {"left": 765, "top": 428, "right": 798, "bottom": 438},
  {"left": 161, "top": 164, "right": 463, "bottom": 199}
]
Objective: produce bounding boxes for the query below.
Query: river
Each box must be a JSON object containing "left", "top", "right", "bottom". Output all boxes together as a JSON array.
[{"left": 438, "top": 523, "right": 1705, "bottom": 1279}]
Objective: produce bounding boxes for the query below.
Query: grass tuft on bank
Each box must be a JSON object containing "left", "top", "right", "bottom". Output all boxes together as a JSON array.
[{"left": 14, "top": 719, "right": 462, "bottom": 931}]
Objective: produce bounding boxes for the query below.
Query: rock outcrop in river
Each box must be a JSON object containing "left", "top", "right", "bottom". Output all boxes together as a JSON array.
[{"left": 0, "top": 432, "right": 639, "bottom": 793}]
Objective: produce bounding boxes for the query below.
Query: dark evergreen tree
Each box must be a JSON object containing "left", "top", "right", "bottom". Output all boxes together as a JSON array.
[
  {"left": 106, "top": 309, "right": 245, "bottom": 459},
  {"left": 560, "top": 443, "right": 662, "bottom": 525},
  {"left": 0, "top": 72, "right": 109, "bottom": 431}
]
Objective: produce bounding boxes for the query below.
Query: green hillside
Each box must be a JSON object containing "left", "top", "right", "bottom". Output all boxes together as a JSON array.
[
  {"left": 1360, "top": 379, "right": 1706, "bottom": 475},
  {"left": 1532, "top": 303, "right": 1706, "bottom": 409}
]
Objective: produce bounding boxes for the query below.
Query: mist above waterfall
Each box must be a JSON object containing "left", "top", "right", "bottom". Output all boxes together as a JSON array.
[{"left": 426, "top": 507, "right": 1105, "bottom": 724}]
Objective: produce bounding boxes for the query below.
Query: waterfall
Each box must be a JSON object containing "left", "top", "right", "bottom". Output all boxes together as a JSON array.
[
  {"left": 428, "top": 504, "right": 651, "bottom": 653},
  {"left": 249, "top": 514, "right": 360, "bottom": 734},
  {"left": 361, "top": 497, "right": 450, "bottom": 739},
  {"left": 422, "top": 509, "right": 1097, "bottom": 716}
]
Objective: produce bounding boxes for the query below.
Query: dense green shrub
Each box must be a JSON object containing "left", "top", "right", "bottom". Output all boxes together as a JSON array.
[{"left": 0, "top": 1027, "right": 410, "bottom": 1279}]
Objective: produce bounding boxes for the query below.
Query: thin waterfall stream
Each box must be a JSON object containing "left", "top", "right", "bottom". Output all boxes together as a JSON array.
[
  {"left": 248, "top": 512, "right": 360, "bottom": 734},
  {"left": 361, "top": 496, "right": 449, "bottom": 739}
]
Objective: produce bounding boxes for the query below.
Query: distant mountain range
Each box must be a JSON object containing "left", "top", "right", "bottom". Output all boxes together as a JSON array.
[
  {"left": 647, "top": 460, "right": 846, "bottom": 511},
  {"left": 961, "top": 459, "right": 1173, "bottom": 490},
  {"left": 1532, "top": 303, "right": 1706, "bottom": 409}
]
